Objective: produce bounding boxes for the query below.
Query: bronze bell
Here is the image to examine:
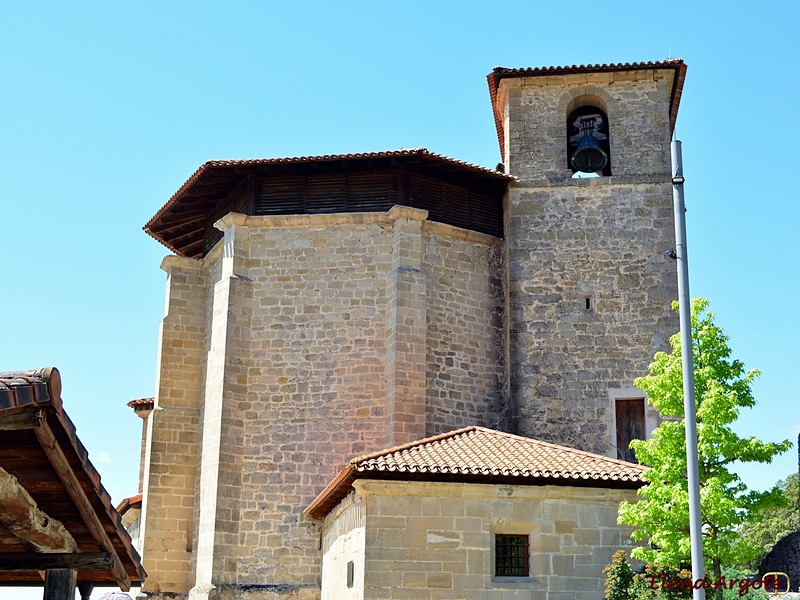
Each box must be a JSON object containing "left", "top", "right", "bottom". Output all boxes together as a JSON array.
[{"left": 570, "top": 134, "right": 608, "bottom": 173}]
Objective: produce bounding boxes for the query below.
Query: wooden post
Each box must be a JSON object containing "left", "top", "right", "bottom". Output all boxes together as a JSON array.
[
  {"left": 43, "top": 568, "right": 76, "bottom": 600},
  {"left": 77, "top": 581, "right": 94, "bottom": 600}
]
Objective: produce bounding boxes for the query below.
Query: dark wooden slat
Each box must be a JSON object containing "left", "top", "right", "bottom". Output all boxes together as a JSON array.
[
  {"left": 149, "top": 216, "right": 207, "bottom": 236},
  {"left": 0, "top": 553, "right": 112, "bottom": 571},
  {"left": 149, "top": 211, "right": 206, "bottom": 230}
]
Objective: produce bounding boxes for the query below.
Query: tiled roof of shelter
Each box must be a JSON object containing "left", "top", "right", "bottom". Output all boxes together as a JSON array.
[
  {"left": 305, "top": 426, "right": 645, "bottom": 519},
  {"left": 0, "top": 367, "right": 145, "bottom": 588},
  {"left": 126, "top": 397, "right": 154, "bottom": 410},
  {"left": 0, "top": 369, "right": 58, "bottom": 408},
  {"left": 116, "top": 493, "right": 143, "bottom": 516},
  {"left": 486, "top": 59, "right": 687, "bottom": 158},
  {"left": 145, "top": 147, "right": 512, "bottom": 259}
]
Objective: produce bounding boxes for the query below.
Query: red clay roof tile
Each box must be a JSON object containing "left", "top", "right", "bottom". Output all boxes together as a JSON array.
[
  {"left": 126, "top": 397, "right": 154, "bottom": 410},
  {"left": 305, "top": 426, "right": 645, "bottom": 519}
]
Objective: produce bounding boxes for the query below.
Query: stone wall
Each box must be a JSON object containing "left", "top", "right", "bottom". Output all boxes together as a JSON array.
[
  {"left": 140, "top": 256, "right": 205, "bottom": 595},
  {"left": 500, "top": 69, "right": 678, "bottom": 455},
  {"left": 319, "top": 479, "right": 637, "bottom": 600},
  {"left": 500, "top": 70, "right": 676, "bottom": 182},
  {"left": 139, "top": 207, "right": 505, "bottom": 599},
  {"left": 423, "top": 223, "right": 507, "bottom": 436}
]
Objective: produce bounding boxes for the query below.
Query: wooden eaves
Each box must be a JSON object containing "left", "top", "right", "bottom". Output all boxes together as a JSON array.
[{"left": 0, "top": 368, "right": 145, "bottom": 598}]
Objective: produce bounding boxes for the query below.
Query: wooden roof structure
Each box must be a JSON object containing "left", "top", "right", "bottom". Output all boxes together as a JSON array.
[
  {"left": 0, "top": 368, "right": 145, "bottom": 597},
  {"left": 144, "top": 148, "right": 512, "bottom": 259}
]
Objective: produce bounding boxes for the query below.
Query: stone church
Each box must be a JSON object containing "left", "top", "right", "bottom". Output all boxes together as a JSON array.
[{"left": 129, "top": 59, "right": 687, "bottom": 600}]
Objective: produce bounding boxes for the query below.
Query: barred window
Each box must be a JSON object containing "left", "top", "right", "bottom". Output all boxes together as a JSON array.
[{"left": 495, "top": 534, "right": 529, "bottom": 577}]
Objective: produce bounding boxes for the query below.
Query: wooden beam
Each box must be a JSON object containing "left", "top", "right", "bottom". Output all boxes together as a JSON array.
[
  {"left": 0, "top": 466, "right": 78, "bottom": 553},
  {"left": 43, "top": 568, "right": 76, "bottom": 600},
  {"left": 0, "top": 552, "right": 112, "bottom": 571},
  {"left": 0, "top": 406, "right": 45, "bottom": 430},
  {"left": 33, "top": 422, "right": 132, "bottom": 590}
]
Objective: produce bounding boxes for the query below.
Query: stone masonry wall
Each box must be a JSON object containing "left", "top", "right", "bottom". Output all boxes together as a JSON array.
[
  {"left": 140, "top": 257, "right": 206, "bottom": 595},
  {"left": 501, "top": 69, "right": 678, "bottom": 455},
  {"left": 140, "top": 208, "right": 506, "bottom": 599},
  {"left": 231, "top": 213, "right": 392, "bottom": 597},
  {"left": 423, "top": 223, "right": 507, "bottom": 436},
  {"left": 501, "top": 69, "right": 675, "bottom": 181},
  {"left": 506, "top": 181, "right": 675, "bottom": 455},
  {"left": 324, "top": 479, "right": 637, "bottom": 600}
]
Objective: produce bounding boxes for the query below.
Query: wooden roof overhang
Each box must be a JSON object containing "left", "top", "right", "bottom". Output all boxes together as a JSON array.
[
  {"left": 144, "top": 148, "right": 512, "bottom": 259},
  {"left": 0, "top": 368, "right": 145, "bottom": 590},
  {"left": 486, "top": 59, "right": 687, "bottom": 158}
]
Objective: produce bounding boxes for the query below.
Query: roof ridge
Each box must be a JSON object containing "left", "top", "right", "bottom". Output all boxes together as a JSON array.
[
  {"left": 352, "top": 425, "right": 644, "bottom": 473},
  {"left": 350, "top": 425, "right": 479, "bottom": 464},
  {"left": 470, "top": 426, "right": 645, "bottom": 470},
  {"left": 491, "top": 58, "right": 684, "bottom": 74}
]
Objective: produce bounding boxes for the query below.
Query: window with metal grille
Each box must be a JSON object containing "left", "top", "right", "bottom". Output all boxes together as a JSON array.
[{"left": 495, "top": 534, "right": 529, "bottom": 577}]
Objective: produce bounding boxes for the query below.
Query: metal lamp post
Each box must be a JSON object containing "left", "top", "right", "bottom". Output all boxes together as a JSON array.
[{"left": 671, "top": 139, "right": 706, "bottom": 600}]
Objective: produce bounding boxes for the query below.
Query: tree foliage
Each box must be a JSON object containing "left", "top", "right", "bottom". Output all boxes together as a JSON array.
[
  {"left": 618, "top": 298, "right": 791, "bottom": 599},
  {"left": 603, "top": 551, "right": 770, "bottom": 600},
  {"left": 604, "top": 550, "right": 693, "bottom": 600},
  {"left": 738, "top": 473, "right": 800, "bottom": 570}
]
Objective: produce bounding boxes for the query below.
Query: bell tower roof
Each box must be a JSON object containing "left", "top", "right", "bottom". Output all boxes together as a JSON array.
[{"left": 487, "top": 59, "right": 687, "bottom": 158}]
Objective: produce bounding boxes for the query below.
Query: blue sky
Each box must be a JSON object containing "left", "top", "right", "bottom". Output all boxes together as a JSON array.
[{"left": 1, "top": 2, "right": 798, "bottom": 596}]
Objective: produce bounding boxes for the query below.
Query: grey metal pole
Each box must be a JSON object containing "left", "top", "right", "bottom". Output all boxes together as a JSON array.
[{"left": 671, "top": 139, "right": 706, "bottom": 600}]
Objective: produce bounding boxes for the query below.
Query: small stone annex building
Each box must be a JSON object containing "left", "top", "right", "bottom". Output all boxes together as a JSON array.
[{"left": 129, "top": 59, "right": 687, "bottom": 600}]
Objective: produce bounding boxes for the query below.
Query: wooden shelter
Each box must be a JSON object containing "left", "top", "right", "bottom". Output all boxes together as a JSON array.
[{"left": 0, "top": 368, "right": 145, "bottom": 600}]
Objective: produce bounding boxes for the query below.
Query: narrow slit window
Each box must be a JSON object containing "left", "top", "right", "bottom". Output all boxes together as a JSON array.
[
  {"left": 346, "top": 560, "right": 354, "bottom": 588},
  {"left": 585, "top": 295, "right": 592, "bottom": 311}
]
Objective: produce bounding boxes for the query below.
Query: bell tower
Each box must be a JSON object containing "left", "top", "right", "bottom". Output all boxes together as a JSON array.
[{"left": 488, "top": 60, "right": 687, "bottom": 458}]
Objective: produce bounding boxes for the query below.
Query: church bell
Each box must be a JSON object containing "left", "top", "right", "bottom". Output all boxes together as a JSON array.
[{"left": 570, "top": 134, "right": 608, "bottom": 173}]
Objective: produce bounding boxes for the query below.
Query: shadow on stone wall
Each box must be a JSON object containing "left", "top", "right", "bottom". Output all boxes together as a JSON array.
[{"left": 759, "top": 530, "right": 800, "bottom": 592}]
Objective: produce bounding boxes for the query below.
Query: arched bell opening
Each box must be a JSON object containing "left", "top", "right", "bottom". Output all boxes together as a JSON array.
[{"left": 567, "top": 105, "right": 612, "bottom": 177}]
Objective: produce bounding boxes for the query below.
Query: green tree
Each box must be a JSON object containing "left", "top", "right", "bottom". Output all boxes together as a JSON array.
[
  {"left": 738, "top": 473, "right": 799, "bottom": 570},
  {"left": 618, "top": 298, "right": 791, "bottom": 600}
]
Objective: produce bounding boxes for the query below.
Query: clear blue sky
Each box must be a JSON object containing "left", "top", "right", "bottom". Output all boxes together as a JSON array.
[{"left": 1, "top": 2, "right": 798, "bottom": 596}]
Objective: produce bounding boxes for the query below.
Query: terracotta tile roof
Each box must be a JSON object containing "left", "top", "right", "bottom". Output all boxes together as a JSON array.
[
  {"left": 305, "top": 426, "right": 645, "bottom": 519},
  {"left": 116, "top": 493, "right": 143, "bottom": 516},
  {"left": 144, "top": 147, "right": 512, "bottom": 259},
  {"left": 0, "top": 367, "right": 145, "bottom": 588},
  {"left": 486, "top": 59, "right": 687, "bottom": 158},
  {"left": 0, "top": 367, "right": 62, "bottom": 411},
  {"left": 126, "top": 397, "right": 154, "bottom": 410}
]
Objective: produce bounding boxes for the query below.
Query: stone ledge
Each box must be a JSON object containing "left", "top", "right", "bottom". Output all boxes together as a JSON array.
[
  {"left": 355, "top": 479, "right": 637, "bottom": 502},
  {"left": 511, "top": 173, "right": 673, "bottom": 188},
  {"left": 422, "top": 221, "right": 502, "bottom": 249},
  {"left": 160, "top": 255, "right": 204, "bottom": 273}
]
